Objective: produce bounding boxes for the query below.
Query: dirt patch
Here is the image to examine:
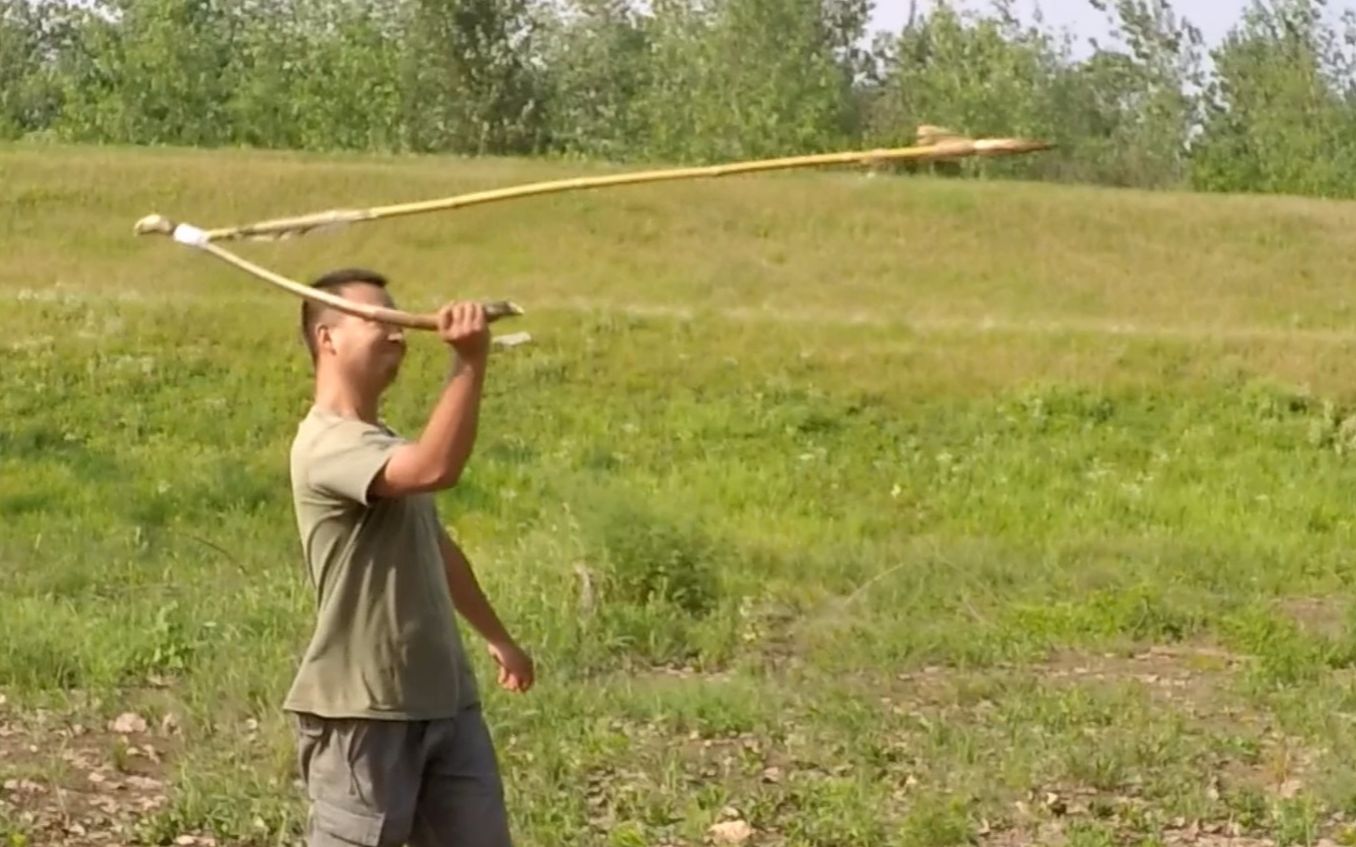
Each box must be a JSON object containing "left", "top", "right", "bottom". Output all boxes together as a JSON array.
[
  {"left": 972, "top": 784, "right": 1350, "bottom": 847},
  {"left": 981, "top": 825, "right": 1308, "bottom": 846},
  {"left": 887, "top": 645, "right": 1345, "bottom": 847},
  {"left": 1277, "top": 596, "right": 1349, "bottom": 641},
  {"left": 891, "top": 643, "right": 1247, "bottom": 719},
  {"left": 978, "top": 816, "right": 1343, "bottom": 847},
  {"left": 1037, "top": 644, "right": 1246, "bottom": 715},
  {"left": 0, "top": 694, "right": 209, "bottom": 846}
]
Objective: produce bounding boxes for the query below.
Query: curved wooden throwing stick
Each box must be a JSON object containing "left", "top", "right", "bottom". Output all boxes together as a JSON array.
[{"left": 134, "top": 215, "right": 522, "bottom": 330}]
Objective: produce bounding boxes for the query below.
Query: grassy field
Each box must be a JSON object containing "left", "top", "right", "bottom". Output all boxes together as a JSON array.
[{"left": 6, "top": 143, "right": 1356, "bottom": 847}]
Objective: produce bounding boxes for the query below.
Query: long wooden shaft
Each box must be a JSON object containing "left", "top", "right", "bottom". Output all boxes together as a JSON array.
[{"left": 195, "top": 138, "right": 1053, "bottom": 242}]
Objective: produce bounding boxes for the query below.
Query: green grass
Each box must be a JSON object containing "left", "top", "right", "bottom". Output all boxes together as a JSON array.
[{"left": 6, "top": 141, "right": 1356, "bottom": 844}]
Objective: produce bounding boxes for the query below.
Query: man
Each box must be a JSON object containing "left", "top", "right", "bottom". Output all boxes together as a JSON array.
[{"left": 285, "top": 267, "right": 534, "bottom": 847}]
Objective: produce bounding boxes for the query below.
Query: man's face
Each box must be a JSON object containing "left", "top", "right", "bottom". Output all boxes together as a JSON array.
[{"left": 317, "top": 283, "right": 406, "bottom": 388}]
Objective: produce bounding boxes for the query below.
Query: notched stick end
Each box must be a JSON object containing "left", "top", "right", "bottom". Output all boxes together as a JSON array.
[
  {"left": 134, "top": 214, "right": 176, "bottom": 237},
  {"left": 485, "top": 300, "right": 525, "bottom": 322}
]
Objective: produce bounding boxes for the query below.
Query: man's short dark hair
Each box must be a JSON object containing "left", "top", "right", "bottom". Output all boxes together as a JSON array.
[{"left": 301, "top": 268, "right": 389, "bottom": 362}]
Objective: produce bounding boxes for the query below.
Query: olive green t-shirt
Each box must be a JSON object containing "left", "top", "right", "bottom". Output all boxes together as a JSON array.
[{"left": 284, "top": 407, "right": 478, "bottom": 720}]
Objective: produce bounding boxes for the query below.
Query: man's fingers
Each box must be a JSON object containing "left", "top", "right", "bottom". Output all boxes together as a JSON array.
[
  {"left": 463, "top": 302, "right": 488, "bottom": 336},
  {"left": 436, "top": 301, "right": 491, "bottom": 340},
  {"left": 437, "top": 304, "right": 460, "bottom": 344}
]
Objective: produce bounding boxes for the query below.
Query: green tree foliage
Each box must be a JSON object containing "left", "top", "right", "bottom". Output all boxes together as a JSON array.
[
  {"left": 403, "top": 0, "right": 545, "bottom": 154},
  {"left": 0, "top": 0, "right": 73, "bottom": 138},
  {"left": 538, "top": 0, "right": 651, "bottom": 159},
  {"left": 5, "top": 0, "right": 1356, "bottom": 199},
  {"left": 225, "top": 0, "right": 406, "bottom": 151},
  {"left": 1065, "top": 0, "right": 1204, "bottom": 187},
  {"left": 1191, "top": 0, "right": 1356, "bottom": 198},
  {"left": 54, "top": 0, "right": 238, "bottom": 145}
]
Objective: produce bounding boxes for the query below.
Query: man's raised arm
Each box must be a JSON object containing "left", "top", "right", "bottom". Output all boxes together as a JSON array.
[{"left": 372, "top": 302, "right": 489, "bottom": 499}]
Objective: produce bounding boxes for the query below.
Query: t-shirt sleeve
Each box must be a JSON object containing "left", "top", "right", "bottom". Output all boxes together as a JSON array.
[{"left": 305, "top": 419, "right": 404, "bottom": 506}]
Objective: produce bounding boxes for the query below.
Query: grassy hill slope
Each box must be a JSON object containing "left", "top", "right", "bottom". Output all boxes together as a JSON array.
[{"left": 5, "top": 144, "right": 1356, "bottom": 846}]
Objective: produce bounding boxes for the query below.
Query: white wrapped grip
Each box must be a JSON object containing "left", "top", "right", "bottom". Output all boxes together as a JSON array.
[{"left": 172, "top": 224, "right": 209, "bottom": 247}]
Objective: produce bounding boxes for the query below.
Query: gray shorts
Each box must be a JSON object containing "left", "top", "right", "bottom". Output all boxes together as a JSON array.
[{"left": 294, "top": 705, "right": 512, "bottom": 847}]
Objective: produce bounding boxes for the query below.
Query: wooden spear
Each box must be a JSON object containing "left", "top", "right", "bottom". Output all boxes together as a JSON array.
[{"left": 134, "top": 132, "right": 1052, "bottom": 330}]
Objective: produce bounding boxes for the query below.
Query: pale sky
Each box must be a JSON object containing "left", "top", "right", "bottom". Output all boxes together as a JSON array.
[{"left": 868, "top": 0, "right": 1354, "bottom": 49}]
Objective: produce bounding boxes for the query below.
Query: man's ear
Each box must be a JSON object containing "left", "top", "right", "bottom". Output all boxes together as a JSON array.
[{"left": 316, "top": 323, "right": 336, "bottom": 357}]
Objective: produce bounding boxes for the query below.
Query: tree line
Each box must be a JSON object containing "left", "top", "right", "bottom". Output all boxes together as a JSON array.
[{"left": 3, "top": 0, "right": 1355, "bottom": 199}]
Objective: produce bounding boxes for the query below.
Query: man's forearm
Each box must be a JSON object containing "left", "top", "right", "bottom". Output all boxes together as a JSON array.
[
  {"left": 437, "top": 528, "right": 513, "bottom": 645},
  {"left": 411, "top": 355, "right": 486, "bottom": 487}
]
